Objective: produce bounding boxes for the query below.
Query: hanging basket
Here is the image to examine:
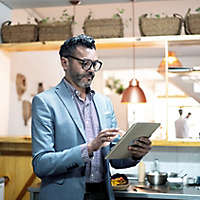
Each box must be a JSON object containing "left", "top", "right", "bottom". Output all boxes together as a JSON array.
[
  {"left": 184, "top": 8, "right": 200, "bottom": 34},
  {"left": 139, "top": 14, "right": 183, "bottom": 36},
  {"left": 83, "top": 18, "right": 124, "bottom": 38},
  {"left": 37, "top": 21, "right": 73, "bottom": 41},
  {"left": 1, "top": 21, "right": 38, "bottom": 43}
]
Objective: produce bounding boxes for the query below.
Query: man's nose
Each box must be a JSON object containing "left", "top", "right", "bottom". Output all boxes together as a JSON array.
[{"left": 88, "top": 70, "right": 95, "bottom": 75}]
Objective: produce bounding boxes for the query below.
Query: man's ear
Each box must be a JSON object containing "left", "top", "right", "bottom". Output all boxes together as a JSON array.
[{"left": 61, "top": 57, "right": 68, "bottom": 71}]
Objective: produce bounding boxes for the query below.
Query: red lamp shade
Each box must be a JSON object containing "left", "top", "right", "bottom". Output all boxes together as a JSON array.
[{"left": 121, "top": 79, "right": 147, "bottom": 104}]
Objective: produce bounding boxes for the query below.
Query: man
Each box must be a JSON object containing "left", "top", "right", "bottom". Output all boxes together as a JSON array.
[{"left": 31, "top": 34, "right": 151, "bottom": 200}]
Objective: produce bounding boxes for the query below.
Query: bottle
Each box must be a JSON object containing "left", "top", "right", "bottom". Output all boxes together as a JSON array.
[
  {"left": 153, "top": 158, "right": 159, "bottom": 172},
  {"left": 138, "top": 161, "right": 146, "bottom": 183}
]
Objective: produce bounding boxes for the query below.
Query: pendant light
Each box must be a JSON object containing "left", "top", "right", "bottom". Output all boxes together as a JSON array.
[
  {"left": 121, "top": 0, "right": 147, "bottom": 103},
  {"left": 157, "top": 51, "right": 182, "bottom": 73},
  {"left": 121, "top": 79, "right": 147, "bottom": 103}
]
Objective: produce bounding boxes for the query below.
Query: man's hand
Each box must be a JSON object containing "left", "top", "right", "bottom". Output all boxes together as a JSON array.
[
  {"left": 128, "top": 137, "right": 152, "bottom": 159},
  {"left": 87, "top": 128, "right": 119, "bottom": 155}
]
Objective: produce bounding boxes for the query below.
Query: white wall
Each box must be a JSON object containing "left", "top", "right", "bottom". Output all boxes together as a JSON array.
[
  {"left": 0, "top": 51, "right": 10, "bottom": 135},
  {"left": 0, "top": 2, "right": 11, "bottom": 42},
  {"left": 0, "top": 2, "right": 11, "bottom": 135},
  {"left": 8, "top": 51, "right": 63, "bottom": 135},
  {"left": 111, "top": 146, "right": 200, "bottom": 178},
  {"left": 8, "top": 51, "right": 103, "bottom": 136}
]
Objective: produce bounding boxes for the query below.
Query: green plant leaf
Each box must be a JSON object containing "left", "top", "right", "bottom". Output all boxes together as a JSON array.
[
  {"left": 116, "top": 85, "right": 124, "bottom": 95},
  {"left": 195, "top": 7, "right": 200, "bottom": 12},
  {"left": 106, "top": 77, "right": 124, "bottom": 95},
  {"left": 39, "top": 9, "right": 74, "bottom": 24},
  {"left": 155, "top": 14, "right": 160, "bottom": 18},
  {"left": 119, "top": 8, "right": 125, "bottom": 14}
]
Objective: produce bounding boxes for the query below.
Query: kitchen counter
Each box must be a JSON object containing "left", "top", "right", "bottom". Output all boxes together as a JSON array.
[
  {"left": 28, "top": 181, "right": 200, "bottom": 200},
  {"left": 115, "top": 180, "right": 200, "bottom": 200}
]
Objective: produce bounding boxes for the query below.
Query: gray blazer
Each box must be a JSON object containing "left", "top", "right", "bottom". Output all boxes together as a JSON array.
[{"left": 31, "top": 79, "right": 139, "bottom": 200}]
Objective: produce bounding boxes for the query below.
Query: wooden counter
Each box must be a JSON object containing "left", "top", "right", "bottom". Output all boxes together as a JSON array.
[
  {"left": 0, "top": 137, "right": 32, "bottom": 155},
  {"left": 0, "top": 137, "right": 39, "bottom": 200}
]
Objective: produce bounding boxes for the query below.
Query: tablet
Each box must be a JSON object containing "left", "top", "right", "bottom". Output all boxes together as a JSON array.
[{"left": 105, "top": 122, "right": 160, "bottom": 160}]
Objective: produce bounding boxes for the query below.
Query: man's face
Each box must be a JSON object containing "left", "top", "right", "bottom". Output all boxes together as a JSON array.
[{"left": 66, "top": 46, "right": 98, "bottom": 89}]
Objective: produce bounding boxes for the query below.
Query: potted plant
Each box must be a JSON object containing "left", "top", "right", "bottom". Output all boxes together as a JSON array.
[
  {"left": 139, "top": 13, "right": 183, "bottom": 36},
  {"left": 184, "top": 8, "right": 200, "bottom": 35},
  {"left": 36, "top": 9, "right": 74, "bottom": 41},
  {"left": 83, "top": 9, "right": 125, "bottom": 38},
  {"left": 105, "top": 77, "right": 124, "bottom": 95}
]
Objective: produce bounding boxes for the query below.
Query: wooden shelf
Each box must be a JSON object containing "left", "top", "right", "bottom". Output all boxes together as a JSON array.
[
  {"left": 0, "top": 41, "right": 64, "bottom": 52},
  {"left": 1, "top": 35, "right": 200, "bottom": 52},
  {"left": 0, "top": 37, "right": 164, "bottom": 52},
  {"left": 152, "top": 140, "right": 200, "bottom": 147}
]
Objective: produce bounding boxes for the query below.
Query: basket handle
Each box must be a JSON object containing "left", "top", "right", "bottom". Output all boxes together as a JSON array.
[
  {"left": 185, "top": 8, "right": 191, "bottom": 17},
  {"left": 138, "top": 14, "right": 148, "bottom": 36},
  {"left": 173, "top": 13, "right": 184, "bottom": 35},
  {"left": 35, "top": 18, "right": 40, "bottom": 24},
  {"left": 184, "top": 8, "right": 192, "bottom": 35},
  {"left": 1, "top": 21, "right": 12, "bottom": 42},
  {"left": 173, "top": 13, "right": 183, "bottom": 22},
  {"left": 1, "top": 20, "right": 12, "bottom": 27}
]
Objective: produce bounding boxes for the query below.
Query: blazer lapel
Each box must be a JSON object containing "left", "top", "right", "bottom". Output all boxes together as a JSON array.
[{"left": 55, "top": 80, "right": 86, "bottom": 142}]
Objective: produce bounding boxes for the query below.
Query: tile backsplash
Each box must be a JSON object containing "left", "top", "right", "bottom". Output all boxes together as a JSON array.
[{"left": 111, "top": 146, "right": 200, "bottom": 178}]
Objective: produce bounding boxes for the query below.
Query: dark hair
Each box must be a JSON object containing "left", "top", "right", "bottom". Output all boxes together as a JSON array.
[{"left": 59, "top": 34, "right": 96, "bottom": 58}]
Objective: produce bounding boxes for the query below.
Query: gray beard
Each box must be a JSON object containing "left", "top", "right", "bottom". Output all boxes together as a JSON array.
[{"left": 70, "top": 71, "right": 95, "bottom": 89}]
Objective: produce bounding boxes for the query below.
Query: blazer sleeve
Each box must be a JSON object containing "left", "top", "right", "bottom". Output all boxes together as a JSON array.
[{"left": 31, "top": 95, "right": 85, "bottom": 178}]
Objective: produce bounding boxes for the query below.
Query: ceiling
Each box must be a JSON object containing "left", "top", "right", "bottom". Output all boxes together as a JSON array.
[
  {"left": 0, "top": 0, "right": 176, "bottom": 9},
  {"left": 0, "top": 0, "right": 129, "bottom": 9}
]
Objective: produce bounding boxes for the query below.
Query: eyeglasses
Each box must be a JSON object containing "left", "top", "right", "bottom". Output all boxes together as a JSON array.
[{"left": 66, "top": 55, "right": 102, "bottom": 72}]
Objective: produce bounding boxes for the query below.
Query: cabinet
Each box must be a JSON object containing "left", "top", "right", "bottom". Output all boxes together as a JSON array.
[{"left": 1, "top": 35, "right": 200, "bottom": 147}]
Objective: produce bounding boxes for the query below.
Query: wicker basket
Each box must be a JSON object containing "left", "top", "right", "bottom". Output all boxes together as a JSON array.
[
  {"left": 184, "top": 8, "right": 200, "bottom": 34},
  {"left": 139, "top": 14, "right": 183, "bottom": 36},
  {"left": 1, "top": 21, "right": 38, "bottom": 43},
  {"left": 38, "top": 21, "right": 72, "bottom": 41},
  {"left": 83, "top": 18, "right": 123, "bottom": 38}
]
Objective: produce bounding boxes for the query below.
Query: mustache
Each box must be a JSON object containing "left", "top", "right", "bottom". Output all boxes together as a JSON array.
[{"left": 81, "top": 71, "right": 95, "bottom": 79}]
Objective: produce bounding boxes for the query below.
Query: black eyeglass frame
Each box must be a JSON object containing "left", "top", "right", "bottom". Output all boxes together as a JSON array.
[{"left": 65, "top": 55, "right": 102, "bottom": 72}]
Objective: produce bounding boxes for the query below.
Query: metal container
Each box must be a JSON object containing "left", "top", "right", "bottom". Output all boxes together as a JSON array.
[
  {"left": 0, "top": 177, "right": 5, "bottom": 200},
  {"left": 146, "top": 171, "right": 168, "bottom": 185}
]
